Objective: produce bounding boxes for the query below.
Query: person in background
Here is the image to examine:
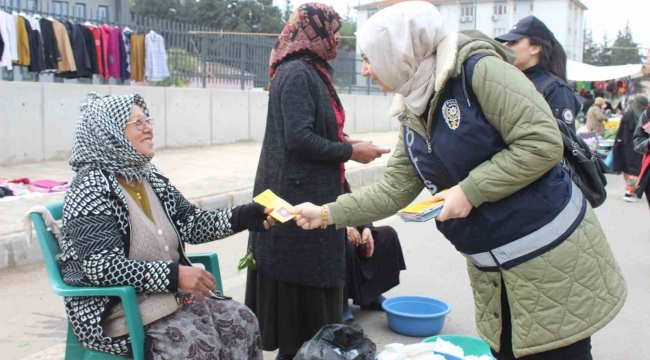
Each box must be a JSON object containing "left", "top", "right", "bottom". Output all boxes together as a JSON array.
[
  {"left": 245, "top": 4, "right": 389, "bottom": 360},
  {"left": 342, "top": 184, "right": 406, "bottom": 331},
  {"left": 495, "top": 15, "right": 581, "bottom": 130},
  {"left": 615, "top": 101, "right": 625, "bottom": 115},
  {"left": 581, "top": 93, "right": 595, "bottom": 117},
  {"left": 293, "top": 2, "right": 626, "bottom": 359},
  {"left": 586, "top": 97, "right": 609, "bottom": 136},
  {"left": 604, "top": 99, "right": 614, "bottom": 115},
  {"left": 614, "top": 96, "right": 648, "bottom": 202},
  {"left": 634, "top": 103, "right": 650, "bottom": 207}
]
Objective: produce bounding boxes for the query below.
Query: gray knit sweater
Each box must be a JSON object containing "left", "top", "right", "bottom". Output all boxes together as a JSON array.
[{"left": 249, "top": 59, "right": 353, "bottom": 288}]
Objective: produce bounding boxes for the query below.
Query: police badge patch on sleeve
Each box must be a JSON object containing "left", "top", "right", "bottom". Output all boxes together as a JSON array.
[
  {"left": 562, "top": 108, "right": 574, "bottom": 124},
  {"left": 443, "top": 99, "right": 461, "bottom": 130}
]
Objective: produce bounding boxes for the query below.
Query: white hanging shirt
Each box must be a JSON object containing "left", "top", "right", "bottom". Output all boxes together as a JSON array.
[
  {"left": 0, "top": 11, "right": 17, "bottom": 69},
  {"left": 145, "top": 31, "right": 170, "bottom": 82}
]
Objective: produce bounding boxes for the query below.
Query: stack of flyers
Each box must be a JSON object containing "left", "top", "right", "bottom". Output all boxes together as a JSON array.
[
  {"left": 397, "top": 196, "right": 445, "bottom": 222},
  {"left": 253, "top": 190, "right": 295, "bottom": 223}
]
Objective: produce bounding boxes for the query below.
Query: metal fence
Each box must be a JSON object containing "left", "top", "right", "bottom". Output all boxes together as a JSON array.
[{"left": 0, "top": 4, "right": 383, "bottom": 95}]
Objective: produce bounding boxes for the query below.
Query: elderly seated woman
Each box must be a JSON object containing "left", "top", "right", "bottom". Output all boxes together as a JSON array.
[{"left": 58, "top": 93, "right": 273, "bottom": 359}]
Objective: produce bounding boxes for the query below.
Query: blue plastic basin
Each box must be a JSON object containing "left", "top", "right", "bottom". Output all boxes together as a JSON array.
[{"left": 382, "top": 296, "right": 451, "bottom": 337}]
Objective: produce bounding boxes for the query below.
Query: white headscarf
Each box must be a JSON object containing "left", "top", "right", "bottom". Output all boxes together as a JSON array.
[{"left": 357, "top": 1, "right": 445, "bottom": 115}]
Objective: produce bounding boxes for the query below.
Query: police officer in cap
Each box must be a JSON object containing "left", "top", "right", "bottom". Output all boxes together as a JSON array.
[{"left": 496, "top": 15, "right": 581, "bottom": 131}]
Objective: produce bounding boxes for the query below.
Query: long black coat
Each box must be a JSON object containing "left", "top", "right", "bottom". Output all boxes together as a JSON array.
[
  {"left": 613, "top": 110, "right": 643, "bottom": 175},
  {"left": 249, "top": 59, "right": 353, "bottom": 288}
]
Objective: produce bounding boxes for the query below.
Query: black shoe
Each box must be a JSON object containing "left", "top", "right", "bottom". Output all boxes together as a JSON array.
[
  {"left": 360, "top": 300, "right": 385, "bottom": 311},
  {"left": 344, "top": 318, "right": 364, "bottom": 333}
]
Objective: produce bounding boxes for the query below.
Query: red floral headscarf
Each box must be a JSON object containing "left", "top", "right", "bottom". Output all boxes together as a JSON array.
[{"left": 268, "top": 3, "right": 342, "bottom": 79}]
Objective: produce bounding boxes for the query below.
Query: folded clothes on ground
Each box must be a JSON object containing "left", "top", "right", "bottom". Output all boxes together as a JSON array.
[{"left": 29, "top": 180, "right": 70, "bottom": 193}]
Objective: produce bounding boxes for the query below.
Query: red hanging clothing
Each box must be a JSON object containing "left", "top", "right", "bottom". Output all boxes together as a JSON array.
[{"left": 86, "top": 26, "right": 106, "bottom": 80}]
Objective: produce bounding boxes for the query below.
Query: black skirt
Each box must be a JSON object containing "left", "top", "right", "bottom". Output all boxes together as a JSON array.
[
  {"left": 245, "top": 269, "right": 343, "bottom": 356},
  {"left": 345, "top": 226, "right": 406, "bottom": 307}
]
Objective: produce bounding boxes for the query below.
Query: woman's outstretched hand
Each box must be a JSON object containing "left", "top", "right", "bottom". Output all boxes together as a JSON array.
[{"left": 293, "top": 203, "right": 333, "bottom": 230}]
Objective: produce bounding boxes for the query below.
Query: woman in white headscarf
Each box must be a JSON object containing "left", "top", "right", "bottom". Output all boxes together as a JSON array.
[{"left": 293, "top": 2, "right": 626, "bottom": 359}]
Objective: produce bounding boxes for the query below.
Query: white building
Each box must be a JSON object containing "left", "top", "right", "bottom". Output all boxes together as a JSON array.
[{"left": 355, "top": 0, "right": 587, "bottom": 62}]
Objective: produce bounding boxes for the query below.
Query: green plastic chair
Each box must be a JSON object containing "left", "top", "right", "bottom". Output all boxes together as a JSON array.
[{"left": 30, "top": 201, "right": 223, "bottom": 360}]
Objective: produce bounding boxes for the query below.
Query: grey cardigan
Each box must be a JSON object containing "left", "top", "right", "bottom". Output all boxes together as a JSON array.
[{"left": 249, "top": 59, "right": 353, "bottom": 288}]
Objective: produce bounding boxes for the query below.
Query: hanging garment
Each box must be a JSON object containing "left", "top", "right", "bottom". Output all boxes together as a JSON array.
[
  {"left": 24, "top": 15, "right": 45, "bottom": 73},
  {"left": 118, "top": 30, "right": 126, "bottom": 80},
  {"left": 130, "top": 33, "right": 145, "bottom": 82},
  {"left": 13, "top": 16, "right": 30, "bottom": 67},
  {"left": 120, "top": 30, "right": 131, "bottom": 81},
  {"left": 80, "top": 26, "right": 98, "bottom": 75},
  {"left": 22, "top": 17, "right": 43, "bottom": 73},
  {"left": 52, "top": 20, "right": 76, "bottom": 72},
  {"left": 109, "top": 27, "right": 123, "bottom": 79},
  {"left": 145, "top": 31, "right": 170, "bottom": 82},
  {"left": 102, "top": 24, "right": 121, "bottom": 79},
  {"left": 39, "top": 18, "right": 60, "bottom": 72},
  {"left": 56, "top": 22, "right": 90, "bottom": 78},
  {"left": 0, "top": 13, "right": 8, "bottom": 69},
  {"left": 0, "top": 11, "right": 17, "bottom": 68},
  {"left": 87, "top": 25, "right": 107, "bottom": 79},
  {"left": 100, "top": 25, "right": 110, "bottom": 79}
]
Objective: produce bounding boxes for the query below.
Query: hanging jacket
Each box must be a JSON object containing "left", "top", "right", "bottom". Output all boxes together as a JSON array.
[{"left": 39, "top": 18, "right": 60, "bottom": 72}]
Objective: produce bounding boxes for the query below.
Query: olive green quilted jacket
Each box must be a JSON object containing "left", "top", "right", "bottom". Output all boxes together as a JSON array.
[{"left": 328, "top": 31, "right": 627, "bottom": 357}]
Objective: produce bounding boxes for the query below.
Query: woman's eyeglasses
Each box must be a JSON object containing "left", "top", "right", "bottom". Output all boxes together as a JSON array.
[{"left": 125, "top": 117, "right": 154, "bottom": 131}]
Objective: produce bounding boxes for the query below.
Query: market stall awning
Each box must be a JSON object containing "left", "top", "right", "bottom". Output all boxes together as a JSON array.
[{"left": 567, "top": 60, "right": 645, "bottom": 82}]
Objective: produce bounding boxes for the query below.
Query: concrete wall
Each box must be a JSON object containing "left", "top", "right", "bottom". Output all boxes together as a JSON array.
[{"left": 0, "top": 82, "right": 395, "bottom": 165}]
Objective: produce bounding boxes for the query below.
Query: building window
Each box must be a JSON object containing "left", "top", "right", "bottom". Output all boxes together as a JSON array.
[
  {"left": 530, "top": 3, "right": 534, "bottom": 11},
  {"left": 74, "top": 3, "right": 85, "bottom": 19},
  {"left": 494, "top": 4, "right": 507, "bottom": 15},
  {"left": 513, "top": 4, "right": 517, "bottom": 13},
  {"left": 6, "top": 0, "right": 18, "bottom": 8},
  {"left": 52, "top": 1, "right": 69, "bottom": 17},
  {"left": 27, "top": 0, "right": 37, "bottom": 12},
  {"left": 493, "top": 28, "right": 507, "bottom": 37},
  {"left": 98, "top": 5, "right": 108, "bottom": 22},
  {"left": 462, "top": 5, "right": 474, "bottom": 17}
]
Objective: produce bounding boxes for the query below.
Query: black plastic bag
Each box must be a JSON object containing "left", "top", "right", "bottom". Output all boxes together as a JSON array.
[{"left": 294, "top": 324, "right": 376, "bottom": 360}]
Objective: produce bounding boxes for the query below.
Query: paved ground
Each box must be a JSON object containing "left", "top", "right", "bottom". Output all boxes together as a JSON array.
[{"left": 1, "top": 174, "right": 648, "bottom": 360}]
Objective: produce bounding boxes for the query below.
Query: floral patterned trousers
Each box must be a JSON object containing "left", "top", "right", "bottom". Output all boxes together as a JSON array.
[{"left": 146, "top": 297, "right": 263, "bottom": 360}]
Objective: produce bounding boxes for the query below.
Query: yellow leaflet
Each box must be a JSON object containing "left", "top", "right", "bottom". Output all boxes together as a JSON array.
[
  {"left": 398, "top": 190, "right": 447, "bottom": 214},
  {"left": 253, "top": 189, "right": 295, "bottom": 223}
]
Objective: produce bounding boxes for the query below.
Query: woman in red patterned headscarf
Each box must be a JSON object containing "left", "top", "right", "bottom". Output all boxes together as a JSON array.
[{"left": 247, "top": 3, "right": 387, "bottom": 360}]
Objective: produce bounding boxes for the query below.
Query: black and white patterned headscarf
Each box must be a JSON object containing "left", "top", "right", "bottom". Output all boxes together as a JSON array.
[{"left": 69, "top": 92, "right": 152, "bottom": 182}]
